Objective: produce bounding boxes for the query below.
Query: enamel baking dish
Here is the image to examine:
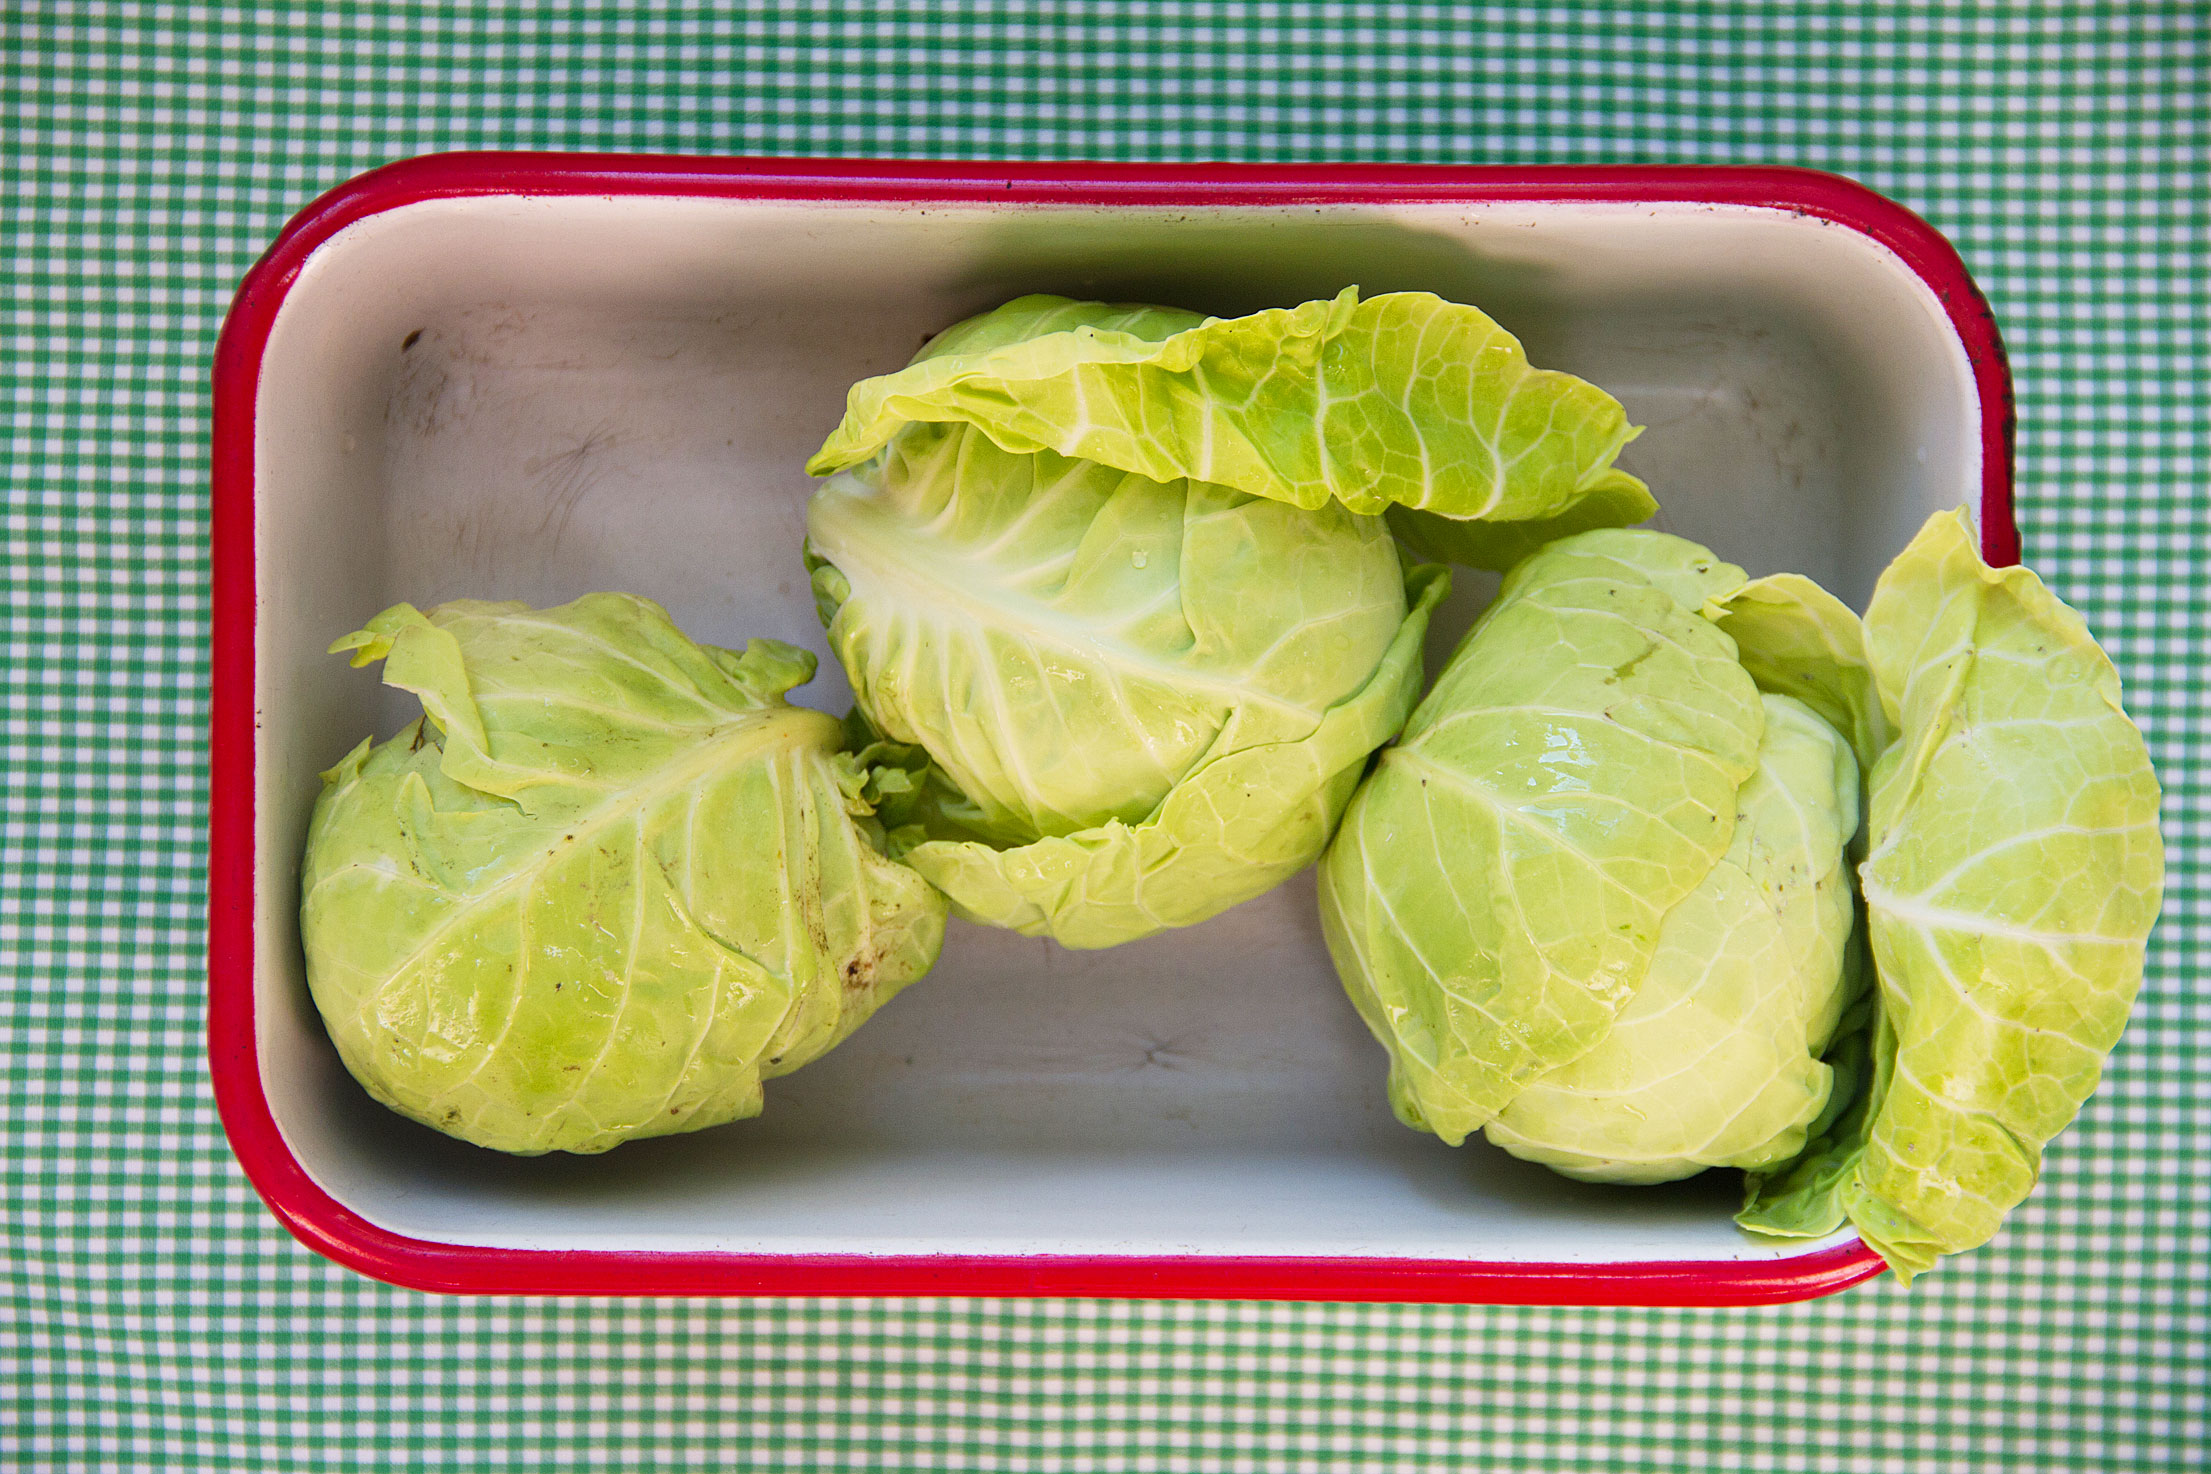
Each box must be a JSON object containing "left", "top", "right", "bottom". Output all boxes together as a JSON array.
[{"left": 209, "top": 156, "right": 2013, "bottom": 1303}]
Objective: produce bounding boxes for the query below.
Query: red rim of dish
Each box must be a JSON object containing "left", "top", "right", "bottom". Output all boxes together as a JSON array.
[{"left": 209, "top": 154, "right": 2015, "bottom": 1302}]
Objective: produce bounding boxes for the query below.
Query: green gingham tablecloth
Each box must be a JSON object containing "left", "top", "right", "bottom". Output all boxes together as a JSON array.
[{"left": 4, "top": 4, "right": 2204, "bottom": 1469}]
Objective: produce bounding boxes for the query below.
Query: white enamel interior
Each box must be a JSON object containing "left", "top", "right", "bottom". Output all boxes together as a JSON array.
[{"left": 251, "top": 192, "right": 1980, "bottom": 1266}]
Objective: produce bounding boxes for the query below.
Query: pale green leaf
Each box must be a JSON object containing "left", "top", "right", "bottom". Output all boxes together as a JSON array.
[
  {"left": 807, "top": 289, "right": 1644, "bottom": 523},
  {"left": 1738, "top": 509, "right": 2163, "bottom": 1281}
]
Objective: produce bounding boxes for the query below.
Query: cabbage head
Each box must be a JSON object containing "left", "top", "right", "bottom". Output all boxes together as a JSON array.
[
  {"left": 1320, "top": 512, "right": 2164, "bottom": 1283},
  {"left": 808, "top": 421, "right": 1444, "bottom": 948},
  {"left": 299, "top": 593, "right": 946, "bottom": 1155},
  {"left": 1316, "top": 529, "right": 1860, "bottom": 1176},
  {"left": 803, "top": 289, "right": 1655, "bottom": 947}
]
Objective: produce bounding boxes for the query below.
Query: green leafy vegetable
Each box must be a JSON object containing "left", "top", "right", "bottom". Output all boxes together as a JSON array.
[
  {"left": 807, "top": 289, "right": 1648, "bottom": 525},
  {"left": 806, "top": 420, "right": 1444, "bottom": 948},
  {"left": 1738, "top": 510, "right": 2163, "bottom": 1281},
  {"left": 1317, "top": 530, "right": 1801, "bottom": 1149},
  {"left": 1320, "top": 505, "right": 2162, "bottom": 1282},
  {"left": 300, "top": 594, "right": 946, "bottom": 1156}
]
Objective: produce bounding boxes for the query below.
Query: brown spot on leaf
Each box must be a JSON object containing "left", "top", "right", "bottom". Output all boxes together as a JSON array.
[{"left": 842, "top": 953, "right": 876, "bottom": 994}]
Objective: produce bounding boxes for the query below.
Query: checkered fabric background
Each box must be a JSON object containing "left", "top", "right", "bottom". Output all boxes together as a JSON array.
[{"left": 3, "top": 3, "right": 2204, "bottom": 1469}]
